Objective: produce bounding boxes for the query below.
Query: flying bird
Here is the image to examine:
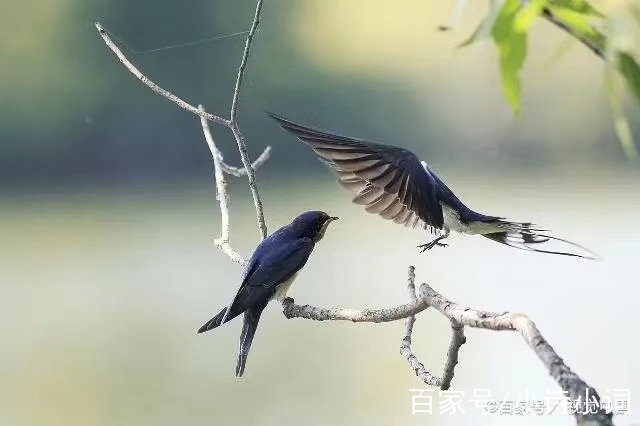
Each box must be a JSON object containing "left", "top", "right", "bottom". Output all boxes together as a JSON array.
[
  {"left": 198, "top": 210, "right": 338, "bottom": 377},
  {"left": 267, "top": 112, "right": 597, "bottom": 259}
]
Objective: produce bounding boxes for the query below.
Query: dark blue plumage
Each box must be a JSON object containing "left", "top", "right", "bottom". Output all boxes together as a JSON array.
[
  {"left": 198, "top": 211, "right": 337, "bottom": 377},
  {"left": 268, "top": 112, "right": 597, "bottom": 259}
]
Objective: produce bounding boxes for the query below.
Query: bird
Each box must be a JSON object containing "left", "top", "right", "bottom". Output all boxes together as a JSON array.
[
  {"left": 198, "top": 210, "right": 338, "bottom": 377},
  {"left": 267, "top": 112, "right": 597, "bottom": 260}
]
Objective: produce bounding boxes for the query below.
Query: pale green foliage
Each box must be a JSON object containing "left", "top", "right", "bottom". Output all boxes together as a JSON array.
[
  {"left": 514, "top": 0, "right": 549, "bottom": 32},
  {"left": 492, "top": 0, "right": 529, "bottom": 116},
  {"left": 455, "top": 0, "right": 640, "bottom": 158}
]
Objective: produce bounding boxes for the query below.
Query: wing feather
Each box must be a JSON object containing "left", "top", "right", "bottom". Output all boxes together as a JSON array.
[
  {"left": 352, "top": 185, "right": 384, "bottom": 205},
  {"left": 268, "top": 113, "right": 444, "bottom": 229}
]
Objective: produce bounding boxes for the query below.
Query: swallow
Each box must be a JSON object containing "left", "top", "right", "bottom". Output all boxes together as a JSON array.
[
  {"left": 267, "top": 113, "right": 597, "bottom": 259},
  {"left": 198, "top": 210, "right": 338, "bottom": 377}
]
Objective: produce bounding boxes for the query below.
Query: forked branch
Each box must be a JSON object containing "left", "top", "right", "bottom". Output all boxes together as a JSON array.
[{"left": 95, "top": 0, "right": 268, "bottom": 241}]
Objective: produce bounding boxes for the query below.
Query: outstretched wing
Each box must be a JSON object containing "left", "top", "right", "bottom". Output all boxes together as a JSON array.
[{"left": 268, "top": 112, "right": 444, "bottom": 230}]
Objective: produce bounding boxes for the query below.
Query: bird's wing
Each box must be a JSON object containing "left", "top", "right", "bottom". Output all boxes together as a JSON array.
[
  {"left": 268, "top": 113, "right": 443, "bottom": 229},
  {"left": 224, "top": 237, "right": 315, "bottom": 320}
]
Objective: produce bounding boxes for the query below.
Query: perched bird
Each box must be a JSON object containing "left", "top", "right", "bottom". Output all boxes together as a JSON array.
[
  {"left": 198, "top": 211, "right": 338, "bottom": 377},
  {"left": 267, "top": 113, "right": 597, "bottom": 259}
]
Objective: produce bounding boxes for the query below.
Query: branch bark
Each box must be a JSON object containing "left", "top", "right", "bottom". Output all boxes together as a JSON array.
[
  {"left": 281, "top": 296, "right": 429, "bottom": 323},
  {"left": 199, "top": 105, "right": 246, "bottom": 266},
  {"left": 440, "top": 319, "right": 466, "bottom": 390},
  {"left": 399, "top": 265, "right": 442, "bottom": 386},
  {"left": 228, "top": 0, "right": 268, "bottom": 240},
  {"left": 282, "top": 267, "right": 614, "bottom": 425},
  {"left": 217, "top": 146, "right": 271, "bottom": 177},
  {"left": 94, "top": 23, "right": 229, "bottom": 127}
]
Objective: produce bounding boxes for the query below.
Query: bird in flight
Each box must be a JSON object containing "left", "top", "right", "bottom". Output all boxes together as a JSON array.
[
  {"left": 198, "top": 211, "right": 338, "bottom": 377},
  {"left": 268, "top": 113, "right": 597, "bottom": 260}
]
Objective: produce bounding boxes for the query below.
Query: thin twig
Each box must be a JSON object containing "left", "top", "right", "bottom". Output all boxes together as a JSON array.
[
  {"left": 95, "top": 0, "right": 268, "bottom": 241},
  {"left": 229, "top": 125, "right": 267, "bottom": 239},
  {"left": 94, "top": 23, "right": 229, "bottom": 127},
  {"left": 399, "top": 266, "right": 441, "bottom": 386},
  {"left": 406, "top": 265, "right": 417, "bottom": 304},
  {"left": 227, "top": 0, "right": 268, "bottom": 240},
  {"left": 440, "top": 320, "right": 466, "bottom": 390},
  {"left": 230, "top": 0, "right": 264, "bottom": 123},
  {"left": 199, "top": 105, "right": 246, "bottom": 266},
  {"left": 541, "top": 7, "right": 604, "bottom": 59},
  {"left": 400, "top": 314, "right": 442, "bottom": 387},
  {"left": 218, "top": 146, "right": 271, "bottom": 177}
]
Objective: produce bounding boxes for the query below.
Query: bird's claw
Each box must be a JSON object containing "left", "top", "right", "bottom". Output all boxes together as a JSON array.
[
  {"left": 417, "top": 240, "right": 448, "bottom": 253},
  {"left": 417, "top": 243, "right": 434, "bottom": 253}
]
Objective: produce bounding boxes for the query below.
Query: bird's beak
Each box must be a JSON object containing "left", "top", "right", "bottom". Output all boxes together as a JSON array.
[{"left": 315, "top": 216, "right": 338, "bottom": 242}]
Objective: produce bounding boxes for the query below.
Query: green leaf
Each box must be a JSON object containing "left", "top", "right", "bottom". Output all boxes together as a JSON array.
[
  {"left": 613, "top": 115, "right": 637, "bottom": 159},
  {"left": 619, "top": 52, "right": 640, "bottom": 105},
  {"left": 546, "top": 5, "right": 601, "bottom": 39},
  {"left": 549, "top": 0, "right": 603, "bottom": 17},
  {"left": 492, "top": 0, "right": 527, "bottom": 116},
  {"left": 605, "top": 58, "right": 639, "bottom": 160},
  {"left": 514, "top": 0, "right": 548, "bottom": 33}
]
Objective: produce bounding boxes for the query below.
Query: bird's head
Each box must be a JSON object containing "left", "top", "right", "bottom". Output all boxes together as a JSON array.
[{"left": 291, "top": 211, "right": 338, "bottom": 242}]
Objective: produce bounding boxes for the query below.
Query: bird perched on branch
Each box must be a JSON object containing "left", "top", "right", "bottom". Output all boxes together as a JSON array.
[
  {"left": 198, "top": 211, "right": 338, "bottom": 377},
  {"left": 267, "top": 113, "right": 597, "bottom": 260}
]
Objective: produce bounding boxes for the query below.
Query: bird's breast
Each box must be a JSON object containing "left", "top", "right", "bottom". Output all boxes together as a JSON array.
[
  {"left": 441, "top": 204, "right": 469, "bottom": 234},
  {"left": 441, "top": 203, "right": 503, "bottom": 235},
  {"left": 272, "top": 272, "right": 300, "bottom": 302}
]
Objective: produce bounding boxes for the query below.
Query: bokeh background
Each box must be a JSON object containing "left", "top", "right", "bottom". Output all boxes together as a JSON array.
[{"left": 1, "top": 0, "right": 639, "bottom": 425}]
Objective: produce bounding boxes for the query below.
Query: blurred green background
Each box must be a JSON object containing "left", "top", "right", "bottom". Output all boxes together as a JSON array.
[{"left": 1, "top": 0, "right": 639, "bottom": 425}]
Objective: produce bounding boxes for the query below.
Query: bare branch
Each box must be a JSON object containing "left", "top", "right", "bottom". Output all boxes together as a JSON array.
[
  {"left": 95, "top": 0, "right": 269, "bottom": 241},
  {"left": 218, "top": 146, "right": 271, "bottom": 177},
  {"left": 399, "top": 266, "right": 442, "bottom": 386},
  {"left": 400, "top": 314, "right": 442, "bottom": 387},
  {"left": 283, "top": 267, "right": 613, "bottom": 425},
  {"left": 422, "top": 283, "right": 613, "bottom": 425},
  {"left": 440, "top": 320, "right": 466, "bottom": 390},
  {"left": 406, "top": 265, "right": 417, "bottom": 304},
  {"left": 223, "top": 0, "right": 269, "bottom": 240},
  {"left": 230, "top": 0, "right": 264, "bottom": 123},
  {"left": 94, "top": 23, "right": 229, "bottom": 127},
  {"left": 282, "top": 296, "right": 429, "bottom": 323},
  {"left": 199, "top": 105, "right": 246, "bottom": 266},
  {"left": 229, "top": 125, "right": 268, "bottom": 239}
]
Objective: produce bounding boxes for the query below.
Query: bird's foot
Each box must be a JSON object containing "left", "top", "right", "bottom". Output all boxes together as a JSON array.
[{"left": 417, "top": 238, "right": 448, "bottom": 253}]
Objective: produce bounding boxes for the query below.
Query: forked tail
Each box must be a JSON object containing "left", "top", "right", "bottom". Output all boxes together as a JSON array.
[
  {"left": 236, "top": 302, "right": 267, "bottom": 377},
  {"left": 481, "top": 220, "right": 600, "bottom": 260},
  {"left": 197, "top": 307, "right": 230, "bottom": 334}
]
